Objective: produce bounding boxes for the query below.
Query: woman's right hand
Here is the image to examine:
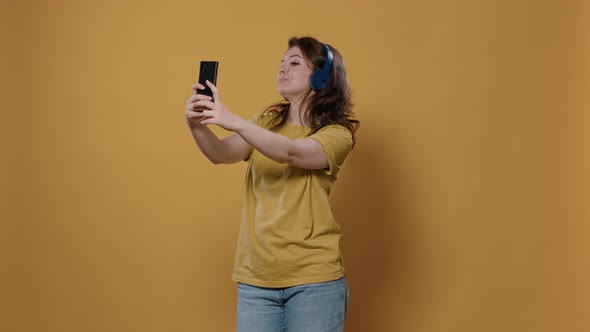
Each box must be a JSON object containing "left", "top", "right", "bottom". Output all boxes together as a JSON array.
[{"left": 185, "top": 83, "right": 213, "bottom": 126}]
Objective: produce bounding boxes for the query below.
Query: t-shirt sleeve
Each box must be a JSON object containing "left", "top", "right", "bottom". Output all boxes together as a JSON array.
[{"left": 308, "top": 125, "right": 353, "bottom": 177}]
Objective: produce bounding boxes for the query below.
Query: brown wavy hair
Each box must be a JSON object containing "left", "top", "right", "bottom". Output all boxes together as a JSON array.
[{"left": 262, "top": 36, "right": 360, "bottom": 147}]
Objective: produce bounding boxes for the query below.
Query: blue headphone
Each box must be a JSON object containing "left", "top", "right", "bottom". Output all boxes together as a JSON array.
[{"left": 309, "top": 43, "right": 333, "bottom": 91}]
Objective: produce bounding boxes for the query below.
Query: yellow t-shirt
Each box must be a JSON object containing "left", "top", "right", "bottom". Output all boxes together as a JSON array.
[{"left": 232, "top": 113, "right": 353, "bottom": 288}]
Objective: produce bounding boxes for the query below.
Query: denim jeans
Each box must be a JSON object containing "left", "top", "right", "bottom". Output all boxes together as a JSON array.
[{"left": 237, "top": 277, "right": 349, "bottom": 332}]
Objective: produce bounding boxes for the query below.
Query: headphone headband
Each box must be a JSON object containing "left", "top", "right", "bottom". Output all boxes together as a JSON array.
[{"left": 322, "top": 44, "right": 333, "bottom": 74}]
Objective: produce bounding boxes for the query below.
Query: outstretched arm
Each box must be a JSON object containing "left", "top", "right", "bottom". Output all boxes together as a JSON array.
[
  {"left": 185, "top": 83, "right": 250, "bottom": 164},
  {"left": 192, "top": 81, "right": 328, "bottom": 170}
]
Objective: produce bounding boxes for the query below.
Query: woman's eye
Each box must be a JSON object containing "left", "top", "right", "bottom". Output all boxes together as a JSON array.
[{"left": 290, "top": 62, "right": 299, "bottom": 66}]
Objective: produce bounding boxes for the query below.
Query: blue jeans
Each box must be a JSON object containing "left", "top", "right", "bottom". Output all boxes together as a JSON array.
[{"left": 237, "top": 277, "right": 349, "bottom": 332}]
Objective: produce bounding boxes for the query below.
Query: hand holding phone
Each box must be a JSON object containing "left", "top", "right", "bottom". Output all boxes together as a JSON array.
[{"left": 198, "top": 61, "right": 219, "bottom": 99}]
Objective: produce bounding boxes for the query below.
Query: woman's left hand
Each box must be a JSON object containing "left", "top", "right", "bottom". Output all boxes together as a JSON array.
[{"left": 193, "top": 81, "right": 243, "bottom": 132}]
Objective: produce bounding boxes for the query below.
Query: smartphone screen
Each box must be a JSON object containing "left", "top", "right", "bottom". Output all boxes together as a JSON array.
[{"left": 198, "top": 61, "right": 219, "bottom": 98}]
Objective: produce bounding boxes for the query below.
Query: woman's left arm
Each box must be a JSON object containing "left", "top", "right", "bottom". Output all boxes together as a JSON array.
[
  {"left": 235, "top": 120, "right": 328, "bottom": 169},
  {"left": 193, "top": 81, "right": 328, "bottom": 170}
]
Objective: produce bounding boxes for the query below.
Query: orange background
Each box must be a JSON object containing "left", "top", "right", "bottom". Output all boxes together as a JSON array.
[{"left": 2, "top": 1, "right": 589, "bottom": 331}]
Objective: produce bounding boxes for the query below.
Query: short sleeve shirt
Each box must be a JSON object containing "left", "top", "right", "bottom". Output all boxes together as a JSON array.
[{"left": 232, "top": 114, "right": 353, "bottom": 288}]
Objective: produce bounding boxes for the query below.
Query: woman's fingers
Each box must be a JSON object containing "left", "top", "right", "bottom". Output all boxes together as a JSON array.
[
  {"left": 191, "top": 99, "right": 215, "bottom": 110},
  {"left": 185, "top": 110, "right": 206, "bottom": 125},
  {"left": 189, "top": 94, "right": 212, "bottom": 104},
  {"left": 200, "top": 116, "right": 217, "bottom": 125},
  {"left": 191, "top": 83, "right": 206, "bottom": 95},
  {"left": 187, "top": 94, "right": 213, "bottom": 112},
  {"left": 186, "top": 82, "right": 223, "bottom": 126},
  {"left": 206, "top": 80, "right": 221, "bottom": 103},
  {"left": 187, "top": 108, "right": 204, "bottom": 116}
]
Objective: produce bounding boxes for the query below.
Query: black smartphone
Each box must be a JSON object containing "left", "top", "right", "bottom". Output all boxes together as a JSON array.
[{"left": 198, "top": 61, "right": 218, "bottom": 99}]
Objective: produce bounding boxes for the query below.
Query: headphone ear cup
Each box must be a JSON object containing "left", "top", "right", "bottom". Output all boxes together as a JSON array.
[{"left": 309, "top": 69, "right": 332, "bottom": 91}]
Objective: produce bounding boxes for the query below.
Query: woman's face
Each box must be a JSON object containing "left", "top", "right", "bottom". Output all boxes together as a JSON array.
[{"left": 277, "top": 46, "right": 314, "bottom": 101}]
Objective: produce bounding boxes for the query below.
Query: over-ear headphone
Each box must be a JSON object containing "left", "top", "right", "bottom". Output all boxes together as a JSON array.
[{"left": 309, "top": 43, "right": 333, "bottom": 91}]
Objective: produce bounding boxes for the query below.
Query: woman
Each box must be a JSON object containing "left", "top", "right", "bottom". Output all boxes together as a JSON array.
[{"left": 185, "top": 36, "right": 359, "bottom": 332}]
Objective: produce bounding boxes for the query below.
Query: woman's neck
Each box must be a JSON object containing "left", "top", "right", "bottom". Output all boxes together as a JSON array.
[{"left": 288, "top": 94, "right": 310, "bottom": 126}]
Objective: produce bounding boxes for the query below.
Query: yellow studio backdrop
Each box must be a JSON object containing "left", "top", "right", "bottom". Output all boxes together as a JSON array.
[{"left": 2, "top": 0, "right": 589, "bottom": 331}]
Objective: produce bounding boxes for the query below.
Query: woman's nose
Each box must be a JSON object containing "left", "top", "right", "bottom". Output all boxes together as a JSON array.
[{"left": 278, "top": 63, "right": 287, "bottom": 73}]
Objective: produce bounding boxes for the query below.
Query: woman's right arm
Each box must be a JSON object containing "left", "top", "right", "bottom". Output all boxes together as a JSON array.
[{"left": 185, "top": 84, "right": 250, "bottom": 164}]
